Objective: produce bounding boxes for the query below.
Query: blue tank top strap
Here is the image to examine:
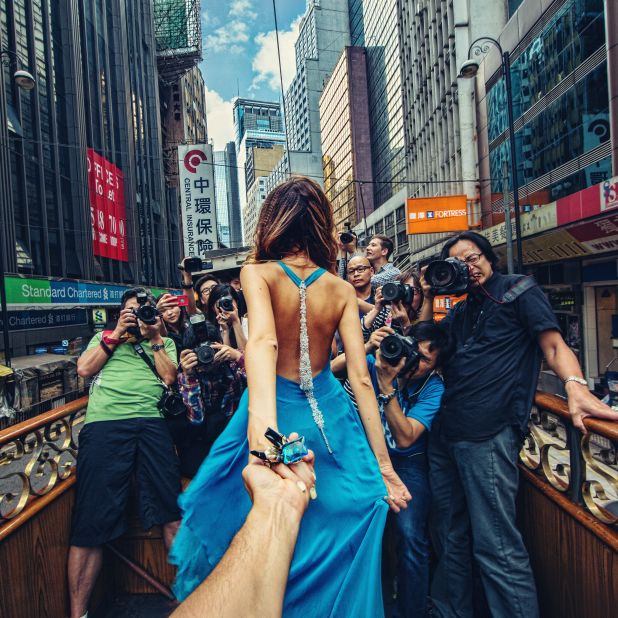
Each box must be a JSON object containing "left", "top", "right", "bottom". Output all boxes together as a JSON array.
[{"left": 276, "top": 261, "right": 326, "bottom": 288}]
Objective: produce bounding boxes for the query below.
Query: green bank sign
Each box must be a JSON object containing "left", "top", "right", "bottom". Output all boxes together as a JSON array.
[{"left": 5, "top": 276, "right": 174, "bottom": 307}]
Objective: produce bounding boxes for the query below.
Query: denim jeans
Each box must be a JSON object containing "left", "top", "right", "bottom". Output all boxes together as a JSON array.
[
  {"left": 390, "top": 451, "right": 431, "bottom": 618},
  {"left": 428, "top": 424, "right": 539, "bottom": 618}
]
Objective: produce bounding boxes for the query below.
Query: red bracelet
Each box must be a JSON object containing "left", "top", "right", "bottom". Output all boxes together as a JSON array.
[{"left": 102, "top": 334, "right": 122, "bottom": 346}]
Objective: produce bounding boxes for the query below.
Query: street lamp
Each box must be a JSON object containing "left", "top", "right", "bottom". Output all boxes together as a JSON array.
[
  {"left": 459, "top": 37, "right": 523, "bottom": 271},
  {"left": 0, "top": 49, "right": 36, "bottom": 367}
]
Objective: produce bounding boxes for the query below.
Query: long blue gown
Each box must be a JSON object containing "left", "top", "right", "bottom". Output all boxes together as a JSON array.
[{"left": 169, "top": 264, "right": 389, "bottom": 617}]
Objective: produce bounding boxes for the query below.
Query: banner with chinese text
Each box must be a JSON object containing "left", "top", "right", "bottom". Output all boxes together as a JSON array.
[
  {"left": 178, "top": 144, "right": 218, "bottom": 257},
  {"left": 406, "top": 195, "right": 468, "bottom": 234},
  {"left": 86, "top": 148, "right": 128, "bottom": 261}
]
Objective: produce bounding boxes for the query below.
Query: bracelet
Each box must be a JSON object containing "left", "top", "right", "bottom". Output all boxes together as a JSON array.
[
  {"left": 102, "top": 334, "right": 122, "bottom": 346},
  {"left": 99, "top": 340, "right": 113, "bottom": 357}
]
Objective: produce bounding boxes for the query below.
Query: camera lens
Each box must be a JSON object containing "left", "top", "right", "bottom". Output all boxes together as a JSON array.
[
  {"left": 340, "top": 232, "right": 354, "bottom": 244},
  {"left": 218, "top": 297, "right": 234, "bottom": 312},
  {"left": 426, "top": 261, "right": 456, "bottom": 287},
  {"left": 136, "top": 304, "right": 158, "bottom": 325},
  {"left": 380, "top": 335, "right": 404, "bottom": 361},
  {"left": 196, "top": 343, "right": 215, "bottom": 365},
  {"left": 381, "top": 282, "right": 400, "bottom": 303}
]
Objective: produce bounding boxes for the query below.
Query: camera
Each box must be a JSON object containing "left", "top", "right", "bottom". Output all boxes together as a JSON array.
[
  {"left": 425, "top": 258, "right": 469, "bottom": 295},
  {"left": 217, "top": 296, "right": 234, "bottom": 312},
  {"left": 381, "top": 281, "right": 415, "bottom": 305},
  {"left": 188, "top": 314, "right": 217, "bottom": 369},
  {"left": 180, "top": 257, "right": 210, "bottom": 273},
  {"left": 380, "top": 333, "right": 421, "bottom": 366},
  {"left": 132, "top": 292, "right": 159, "bottom": 325},
  {"left": 339, "top": 231, "right": 356, "bottom": 245}
]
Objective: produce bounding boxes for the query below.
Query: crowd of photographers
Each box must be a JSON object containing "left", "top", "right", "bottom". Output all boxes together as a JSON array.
[{"left": 67, "top": 230, "right": 615, "bottom": 618}]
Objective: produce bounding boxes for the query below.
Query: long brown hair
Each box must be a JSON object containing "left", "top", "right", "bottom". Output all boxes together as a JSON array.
[{"left": 247, "top": 176, "right": 337, "bottom": 271}]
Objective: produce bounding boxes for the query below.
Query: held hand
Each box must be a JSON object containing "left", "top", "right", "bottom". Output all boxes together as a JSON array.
[
  {"left": 375, "top": 350, "right": 405, "bottom": 385},
  {"left": 367, "top": 326, "right": 395, "bottom": 352},
  {"left": 217, "top": 301, "right": 240, "bottom": 325},
  {"left": 112, "top": 308, "right": 137, "bottom": 338},
  {"left": 566, "top": 382, "right": 618, "bottom": 433},
  {"left": 180, "top": 349, "right": 198, "bottom": 376},
  {"left": 212, "top": 342, "right": 242, "bottom": 363},
  {"left": 379, "top": 462, "right": 412, "bottom": 513},
  {"left": 419, "top": 266, "right": 434, "bottom": 300}
]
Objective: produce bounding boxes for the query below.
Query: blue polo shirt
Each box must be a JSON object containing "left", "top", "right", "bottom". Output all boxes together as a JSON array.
[{"left": 366, "top": 355, "right": 444, "bottom": 456}]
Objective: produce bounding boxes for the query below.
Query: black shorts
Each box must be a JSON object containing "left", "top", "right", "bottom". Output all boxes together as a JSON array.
[{"left": 70, "top": 417, "right": 182, "bottom": 547}]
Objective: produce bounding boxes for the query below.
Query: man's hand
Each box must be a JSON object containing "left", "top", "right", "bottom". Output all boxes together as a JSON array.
[
  {"left": 180, "top": 349, "right": 198, "bottom": 376},
  {"left": 374, "top": 286, "right": 384, "bottom": 312},
  {"left": 140, "top": 316, "right": 165, "bottom": 342},
  {"left": 419, "top": 266, "right": 434, "bottom": 301},
  {"left": 375, "top": 350, "right": 405, "bottom": 389},
  {"left": 111, "top": 308, "right": 138, "bottom": 339},
  {"left": 337, "top": 233, "right": 357, "bottom": 254},
  {"left": 367, "top": 326, "right": 395, "bottom": 353},
  {"left": 565, "top": 382, "right": 618, "bottom": 434}
]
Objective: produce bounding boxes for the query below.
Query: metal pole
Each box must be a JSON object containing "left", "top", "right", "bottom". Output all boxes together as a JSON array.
[
  {"left": 503, "top": 51, "right": 523, "bottom": 271},
  {"left": 502, "top": 161, "right": 514, "bottom": 274},
  {"left": 0, "top": 247, "right": 10, "bottom": 367}
]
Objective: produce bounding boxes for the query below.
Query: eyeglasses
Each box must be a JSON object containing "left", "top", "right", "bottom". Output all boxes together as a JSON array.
[
  {"left": 460, "top": 253, "right": 483, "bottom": 265},
  {"left": 348, "top": 266, "right": 371, "bottom": 275},
  {"left": 200, "top": 286, "right": 217, "bottom": 296}
]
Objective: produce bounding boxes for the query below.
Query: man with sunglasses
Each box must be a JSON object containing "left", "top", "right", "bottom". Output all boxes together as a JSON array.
[{"left": 418, "top": 231, "right": 618, "bottom": 618}]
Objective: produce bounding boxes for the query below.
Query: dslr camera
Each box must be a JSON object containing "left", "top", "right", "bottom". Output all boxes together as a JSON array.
[
  {"left": 379, "top": 333, "right": 421, "bottom": 366},
  {"left": 381, "top": 281, "right": 415, "bottom": 305},
  {"left": 127, "top": 292, "right": 159, "bottom": 337},
  {"left": 339, "top": 231, "right": 356, "bottom": 245},
  {"left": 188, "top": 314, "right": 217, "bottom": 370},
  {"left": 179, "top": 257, "right": 212, "bottom": 274},
  {"left": 217, "top": 296, "right": 235, "bottom": 312},
  {"left": 425, "top": 257, "right": 469, "bottom": 295}
]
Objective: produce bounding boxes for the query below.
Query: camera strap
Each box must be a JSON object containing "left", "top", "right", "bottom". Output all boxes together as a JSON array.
[{"left": 133, "top": 342, "right": 167, "bottom": 389}]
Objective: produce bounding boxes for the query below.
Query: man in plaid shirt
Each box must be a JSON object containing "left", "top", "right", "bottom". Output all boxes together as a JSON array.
[{"left": 366, "top": 234, "right": 401, "bottom": 287}]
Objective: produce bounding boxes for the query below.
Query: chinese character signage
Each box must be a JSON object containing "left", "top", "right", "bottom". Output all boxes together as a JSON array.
[
  {"left": 601, "top": 176, "right": 618, "bottom": 212},
  {"left": 86, "top": 148, "right": 128, "bottom": 261},
  {"left": 178, "top": 144, "right": 218, "bottom": 257},
  {"left": 406, "top": 196, "right": 469, "bottom": 234}
]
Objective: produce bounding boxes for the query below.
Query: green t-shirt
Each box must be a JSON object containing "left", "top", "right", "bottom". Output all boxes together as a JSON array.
[{"left": 84, "top": 332, "right": 178, "bottom": 424}]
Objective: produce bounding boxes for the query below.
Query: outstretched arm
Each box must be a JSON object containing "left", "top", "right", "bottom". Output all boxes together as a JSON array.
[
  {"left": 241, "top": 265, "right": 278, "bottom": 450},
  {"left": 338, "top": 285, "right": 411, "bottom": 512}
]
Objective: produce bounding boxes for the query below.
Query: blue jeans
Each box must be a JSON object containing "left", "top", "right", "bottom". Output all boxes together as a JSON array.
[
  {"left": 428, "top": 424, "right": 539, "bottom": 618},
  {"left": 390, "top": 451, "right": 431, "bottom": 618}
]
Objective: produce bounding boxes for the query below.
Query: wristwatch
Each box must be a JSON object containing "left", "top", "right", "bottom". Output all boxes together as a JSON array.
[
  {"left": 377, "top": 389, "right": 398, "bottom": 406},
  {"left": 563, "top": 376, "right": 587, "bottom": 387},
  {"left": 151, "top": 343, "right": 165, "bottom": 352},
  {"left": 181, "top": 283, "right": 194, "bottom": 290}
]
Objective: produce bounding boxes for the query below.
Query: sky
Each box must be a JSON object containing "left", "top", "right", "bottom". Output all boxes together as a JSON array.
[{"left": 198, "top": 0, "right": 307, "bottom": 151}]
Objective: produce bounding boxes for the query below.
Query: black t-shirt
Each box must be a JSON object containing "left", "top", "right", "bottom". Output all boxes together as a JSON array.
[{"left": 437, "top": 272, "right": 560, "bottom": 441}]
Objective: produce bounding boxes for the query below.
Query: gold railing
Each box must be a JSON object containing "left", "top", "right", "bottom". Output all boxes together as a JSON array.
[
  {"left": 521, "top": 391, "right": 618, "bottom": 527},
  {"left": 0, "top": 397, "right": 87, "bottom": 537}
]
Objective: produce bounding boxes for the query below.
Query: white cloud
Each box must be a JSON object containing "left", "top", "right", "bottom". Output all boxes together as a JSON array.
[
  {"left": 205, "top": 21, "right": 250, "bottom": 55},
  {"left": 250, "top": 14, "right": 303, "bottom": 93},
  {"left": 204, "top": 86, "right": 236, "bottom": 150},
  {"left": 229, "top": 0, "right": 257, "bottom": 20},
  {"left": 201, "top": 10, "right": 219, "bottom": 29}
]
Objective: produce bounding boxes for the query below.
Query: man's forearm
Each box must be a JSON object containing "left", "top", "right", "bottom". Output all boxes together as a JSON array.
[
  {"left": 152, "top": 345, "right": 178, "bottom": 385},
  {"left": 418, "top": 298, "right": 434, "bottom": 322},
  {"left": 77, "top": 343, "right": 117, "bottom": 377},
  {"left": 172, "top": 502, "right": 301, "bottom": 618}
]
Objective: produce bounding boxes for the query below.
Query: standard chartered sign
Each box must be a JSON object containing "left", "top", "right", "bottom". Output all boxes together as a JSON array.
[{"left": 5, "top": 277, "right": 175, "bottom": 307}]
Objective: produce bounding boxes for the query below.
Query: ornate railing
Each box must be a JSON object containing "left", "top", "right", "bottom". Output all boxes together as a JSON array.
[
  {"left": 0, "top": 397, "right": 87, "bottom": 537},
  {"left": 521, "top": 391, "right": 618, "bottom": 528}
]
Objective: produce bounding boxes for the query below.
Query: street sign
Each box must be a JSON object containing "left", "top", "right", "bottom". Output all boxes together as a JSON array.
[{"left": 406, "top": 196, "right": 469, "bottom": 234}]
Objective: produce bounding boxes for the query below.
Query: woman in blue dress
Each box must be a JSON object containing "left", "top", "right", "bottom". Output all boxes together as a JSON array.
[{"left": 170, "top": 176, "right": 411, "bottom": 616}]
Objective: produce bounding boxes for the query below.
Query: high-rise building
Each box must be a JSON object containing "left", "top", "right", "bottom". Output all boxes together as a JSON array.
[
  {"left": 0, "top": 0, "right": 183, "bottom": 356},
  {"left": 232, "top": 98, "right": 286, "bottom": 242},
  {"left": 349, "top": 0, "right": 406, "bottom": 210},
  {"left": 224, "top": 142, "right": 243, "bottom": 248},
  {"left": 160, "top": 65, "right": 208, "bottom": 261},
  {"left": 319, "top": 47, "right": 374, "bottom": 230},
  {"left": 214, "top": 150, "right": 231, "bottom": 247},
  {"left": 242, "top": 145, "right": 285, "bottom": 243}
]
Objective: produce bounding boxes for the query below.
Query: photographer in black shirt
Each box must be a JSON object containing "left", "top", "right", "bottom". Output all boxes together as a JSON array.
[{"left": 418, "top": 231, "right": 618, "bottom": 618}]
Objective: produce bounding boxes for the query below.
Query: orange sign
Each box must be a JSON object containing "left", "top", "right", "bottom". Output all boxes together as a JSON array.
[
  {"left": 406, "top": 195, "right": 469, "bottom": 234},
  {"left": 433, "top": 294, "right": 466, "bottom": 321}
]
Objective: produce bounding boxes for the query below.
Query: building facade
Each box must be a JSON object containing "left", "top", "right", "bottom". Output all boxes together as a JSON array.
[
  {"left": 319, "top": 46, "right": 374, "bottom": 230},
  {"left": 214, "top": 149, "right": 231, "bottom": 247},
  {"left": 0, "top": 0, "right": 186, "bottom": 358}
]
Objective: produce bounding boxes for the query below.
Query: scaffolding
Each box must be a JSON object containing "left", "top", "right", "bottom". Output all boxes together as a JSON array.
[{"left": 153, "top": 0, "right": 202, "bottom": 83}]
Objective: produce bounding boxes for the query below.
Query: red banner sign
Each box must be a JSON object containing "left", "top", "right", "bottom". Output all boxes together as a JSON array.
[{"left": 87, "top": 148, "right": 128, "bottom": 261}]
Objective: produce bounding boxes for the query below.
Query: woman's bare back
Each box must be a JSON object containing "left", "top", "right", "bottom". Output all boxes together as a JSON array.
[{"left": 252, "top": 261, "right": 349, "bottom": 382}]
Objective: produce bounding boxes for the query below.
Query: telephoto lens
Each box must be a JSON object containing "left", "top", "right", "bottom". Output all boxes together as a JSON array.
[
  {"left": 340, "top": 231, "right": 354, "bottom": 244},
  {"left": 425, "top": 257, "right": 469, "bottom": 295}
]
